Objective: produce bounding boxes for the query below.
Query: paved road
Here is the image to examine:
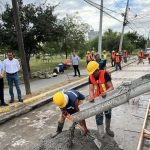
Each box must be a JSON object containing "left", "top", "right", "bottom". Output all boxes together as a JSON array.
[{"left": 0, "top": 59, "right": 150, "bottom": 150}]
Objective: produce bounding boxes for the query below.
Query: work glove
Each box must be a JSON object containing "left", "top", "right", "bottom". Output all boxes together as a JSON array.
[{"left": 101, "top": 92, "right": 106, "bottom": 98}]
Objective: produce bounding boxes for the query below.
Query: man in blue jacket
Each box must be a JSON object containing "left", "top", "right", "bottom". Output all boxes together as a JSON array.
[{"left": 52, "top": 90, "right": 88, "bottom": 137}]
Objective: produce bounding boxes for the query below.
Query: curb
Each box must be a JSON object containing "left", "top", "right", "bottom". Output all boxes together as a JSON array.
[{"left": 0, "top": 57, "right": 137, "bottom": 125}]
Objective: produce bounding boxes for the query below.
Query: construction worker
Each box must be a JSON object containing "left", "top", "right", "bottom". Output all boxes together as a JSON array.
[
  {"left": 95, "top": 53, "right": 106, "bottom": 70},
  {"left": 86, "top": 51, "right": 92, "bottom": 64},
  {"left": 115, "top": 53, "right": 122, "bottom": 71},
  {"left": 87, "top": 61, "right": 114, "bottom": 138},
  {"left": 91, "top": 50, "right": 96, "bottom": 61},
  {"left": 137, "top": 50, "right": 144, "bottom": 64},
  {"left": 111, "top": 50, "right": 116, "bottom": 67},
  {"left": 102, "top": 50, "right": 107, "bottom": 68},
  {"left": 123, "top": 50, "right": 128, "bottom": 63},
  {"left": 52, "top": 90, "right": 88, "bottom": 137}
]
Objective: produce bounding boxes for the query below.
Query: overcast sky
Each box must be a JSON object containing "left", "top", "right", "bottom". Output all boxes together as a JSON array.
[{"left": 1, "top": 0, "right": 150, "bottom": 37}]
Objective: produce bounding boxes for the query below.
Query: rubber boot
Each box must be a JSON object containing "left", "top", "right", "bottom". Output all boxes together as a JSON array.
[
  {"left": 51, "top": 122, "right": 64, "bottom": 138},
  {"left": 97, "top": 124, "right": 105, "bottom": 139},
  {"left": 105, "top": 118, "right": 114, "bottom": 137}
]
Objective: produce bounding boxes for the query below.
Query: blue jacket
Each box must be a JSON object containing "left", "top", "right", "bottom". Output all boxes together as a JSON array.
[{"left": 63, "top": 90, "right": 85, "bottom": 114}]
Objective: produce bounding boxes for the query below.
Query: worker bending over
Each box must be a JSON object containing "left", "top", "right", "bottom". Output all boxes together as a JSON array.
[
  {"left": 87, "top": 61, "right": 114, "bottom": 138},
  {"left": 52, "top": 90, "right": 88, "bottom": 137}
]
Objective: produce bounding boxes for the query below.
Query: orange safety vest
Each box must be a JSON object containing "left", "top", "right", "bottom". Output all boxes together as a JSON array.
[
  {"left": 138, "top": 51, "right": 144, "bottom": 58},
  {"left": 91, "top": 54, "right": 95, "bottom": 61},
  {"left": 111, "top": 52, "right": 116, "bottom": 59},
  {"left": 86, "top": 54, "right": 92, "bottom": 62},
  {"left": 89, "top": 70, "right": 108, "bottom": 98},
  {"left": 123, "top": 52, "right": 128, "bottom": 58},
  {"left": 115, "top": 55, "right": 121, "bottom": 63}
]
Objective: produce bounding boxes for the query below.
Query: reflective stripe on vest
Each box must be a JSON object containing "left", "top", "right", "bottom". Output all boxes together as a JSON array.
[{"left": 89, "top": 70, "right": 108, "bottom": 98}]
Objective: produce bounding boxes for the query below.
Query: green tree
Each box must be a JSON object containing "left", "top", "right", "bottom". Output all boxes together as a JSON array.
[
  {"left": 59, "top": 14, "right": 89, "bottom": 58},
  {"left": 0, "top": 0, "right": 62, "bottom": 73},
  {"left": 86, "top": 29, "right": 146, "bottom": 54}
]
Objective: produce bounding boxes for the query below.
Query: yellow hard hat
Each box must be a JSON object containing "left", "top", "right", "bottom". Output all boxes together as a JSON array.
[
  {"left": 116, "top": 53, "right": 119, "bottom": 55},
  {"left": 87, "top": 61, "right": 99, "bottom": 75},
  {"left": 53, "top": 92, "right": 67, "bottom": 108},
  {"left": 103, "top": 50, "right": 106, "bottom": 52},
  {"left": 87, "top": 51, "right": 90, "bottom": 54}
]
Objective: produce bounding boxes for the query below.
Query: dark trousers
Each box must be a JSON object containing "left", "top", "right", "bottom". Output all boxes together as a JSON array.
[
  {"left": 115, "top": 62, "right": 122, "bottom": 71},
  {"left": 0, "top": 78, "right": 4, "bottom": 104},
  {"left": 123, "top": 57, "right": 127, "bottom": 63},
  {"left": 111, "top": 59, "right": 115, "bottom": 67},
  {"left": 73, "top": 65, "right": 80, "bottom": 76},
  {"left": 96, "top": 110, "right": 112, "bottom": 125}
]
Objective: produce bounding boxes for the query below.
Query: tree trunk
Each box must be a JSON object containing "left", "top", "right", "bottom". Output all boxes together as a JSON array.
[
  {"left": 26, "top": 54, "right": 31, "bottom": 77},
  {"left": 64, "top": 42, "right": 67, "bottom": 59},
  {"left": 65, "top": 49, "right": 68, "bottom": 59}
]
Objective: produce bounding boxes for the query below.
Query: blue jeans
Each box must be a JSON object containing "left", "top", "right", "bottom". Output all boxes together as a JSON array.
[
  {"left": 96, "top": 110, "right": 111, "bottom": 125},
  {"left": 6, "top": 73, "right": 22, "bottom": 100}
]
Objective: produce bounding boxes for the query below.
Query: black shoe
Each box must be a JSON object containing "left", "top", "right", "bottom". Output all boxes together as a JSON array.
[
  {"left": 19, "top": 99, "right": 23, "bottom": 102},
  {"left": 10, "top": 99, "right": 14, "bottom": 103},
  {"left": 73, "top": 75, "right": 77, "bottom": 77},
  {"left": 1, "top": 102, "right": 8, "bottom": 106}
]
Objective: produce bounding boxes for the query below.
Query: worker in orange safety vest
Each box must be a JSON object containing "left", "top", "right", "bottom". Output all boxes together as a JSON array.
[
  {"left": 91, "top": 50, "right": 96, "bottom": 61},
  {"left": 123, "top": 50, "right": 128, "bottom": 63},
  {"left": 87, "top": 61, "right": 114, "bottom": 138},
  {"left": 137, "top": 50, "right": 144, "bottom": 64},
  {"left": 86, "top": 51, "right": 92, "bottom": 64},
  {"left": 115, "top": 53, "right": 122, "bottom": 71}
]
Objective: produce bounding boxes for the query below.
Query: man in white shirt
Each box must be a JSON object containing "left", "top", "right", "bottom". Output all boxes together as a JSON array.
[
  {"left": 71, "top": 51, "right": 80, "bottom": 77},
  {"left": 0, "top": 60, "right": 8, "bottom": 106},
  {"left": 3, "top": 52, "right": 23, "bottom": 103}
]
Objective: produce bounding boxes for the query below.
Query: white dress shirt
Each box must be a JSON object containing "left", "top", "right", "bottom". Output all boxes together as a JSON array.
[
  {"left": 3, "top": 58, "right": 20, "bottom": 74},
  {"left": 0, "top": 61, "right": 4, "bottom": 75},
  {"left": 71, "top": 55, "right": 80, "bottom": 65}
]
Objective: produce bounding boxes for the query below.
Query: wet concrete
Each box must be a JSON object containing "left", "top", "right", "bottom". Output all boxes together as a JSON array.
[
  {"left": 34, "top": 129, "right": 122, "bottom": 150},
  {"left": 0, "top": 60, "right": 150, "bottom": 150}
]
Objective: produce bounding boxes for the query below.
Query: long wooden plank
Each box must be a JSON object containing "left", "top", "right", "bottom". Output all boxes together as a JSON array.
[{"left": 137, "top": 99, "right": 150, "bottom": 150}]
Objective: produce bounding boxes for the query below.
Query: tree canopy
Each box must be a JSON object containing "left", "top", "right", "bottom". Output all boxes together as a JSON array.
[
  {"left": 0, "top": 0, "right": 88, "bottom": 71},
  {"left": 86, "top": 29, "right": 146, "bottom": 54}
]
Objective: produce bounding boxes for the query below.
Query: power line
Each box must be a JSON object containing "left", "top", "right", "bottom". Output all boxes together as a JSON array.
[{"left": 83, "top": 0, "right": 123, "bottom": 23}]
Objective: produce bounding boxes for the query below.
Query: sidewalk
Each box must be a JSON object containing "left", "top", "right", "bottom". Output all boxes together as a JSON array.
[{"left": 4, "top": 68, "right": 87, "bottom": 103}]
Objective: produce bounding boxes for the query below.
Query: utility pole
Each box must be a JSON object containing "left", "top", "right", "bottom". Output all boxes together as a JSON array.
[
  {"left": 11, "top": 0, "right": 31, "bottom": 94},
  {"left": 119, "top": 0, "right": 129, "bottom": 51},
  {"left": 98, "top": 0, "right": 103, "bottom": 57},
  {"left": 146, "top": 30, "right": 150, "bottom": 48}
]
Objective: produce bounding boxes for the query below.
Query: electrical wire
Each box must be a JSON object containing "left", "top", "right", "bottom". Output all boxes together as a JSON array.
[{"left": 83, "top": 0, "right": 123, "bottom": 23}]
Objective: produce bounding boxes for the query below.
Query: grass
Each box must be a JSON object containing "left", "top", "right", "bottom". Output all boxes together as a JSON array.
[{"left": 30, "top": 55, "right": 86, "bottom": 73}]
